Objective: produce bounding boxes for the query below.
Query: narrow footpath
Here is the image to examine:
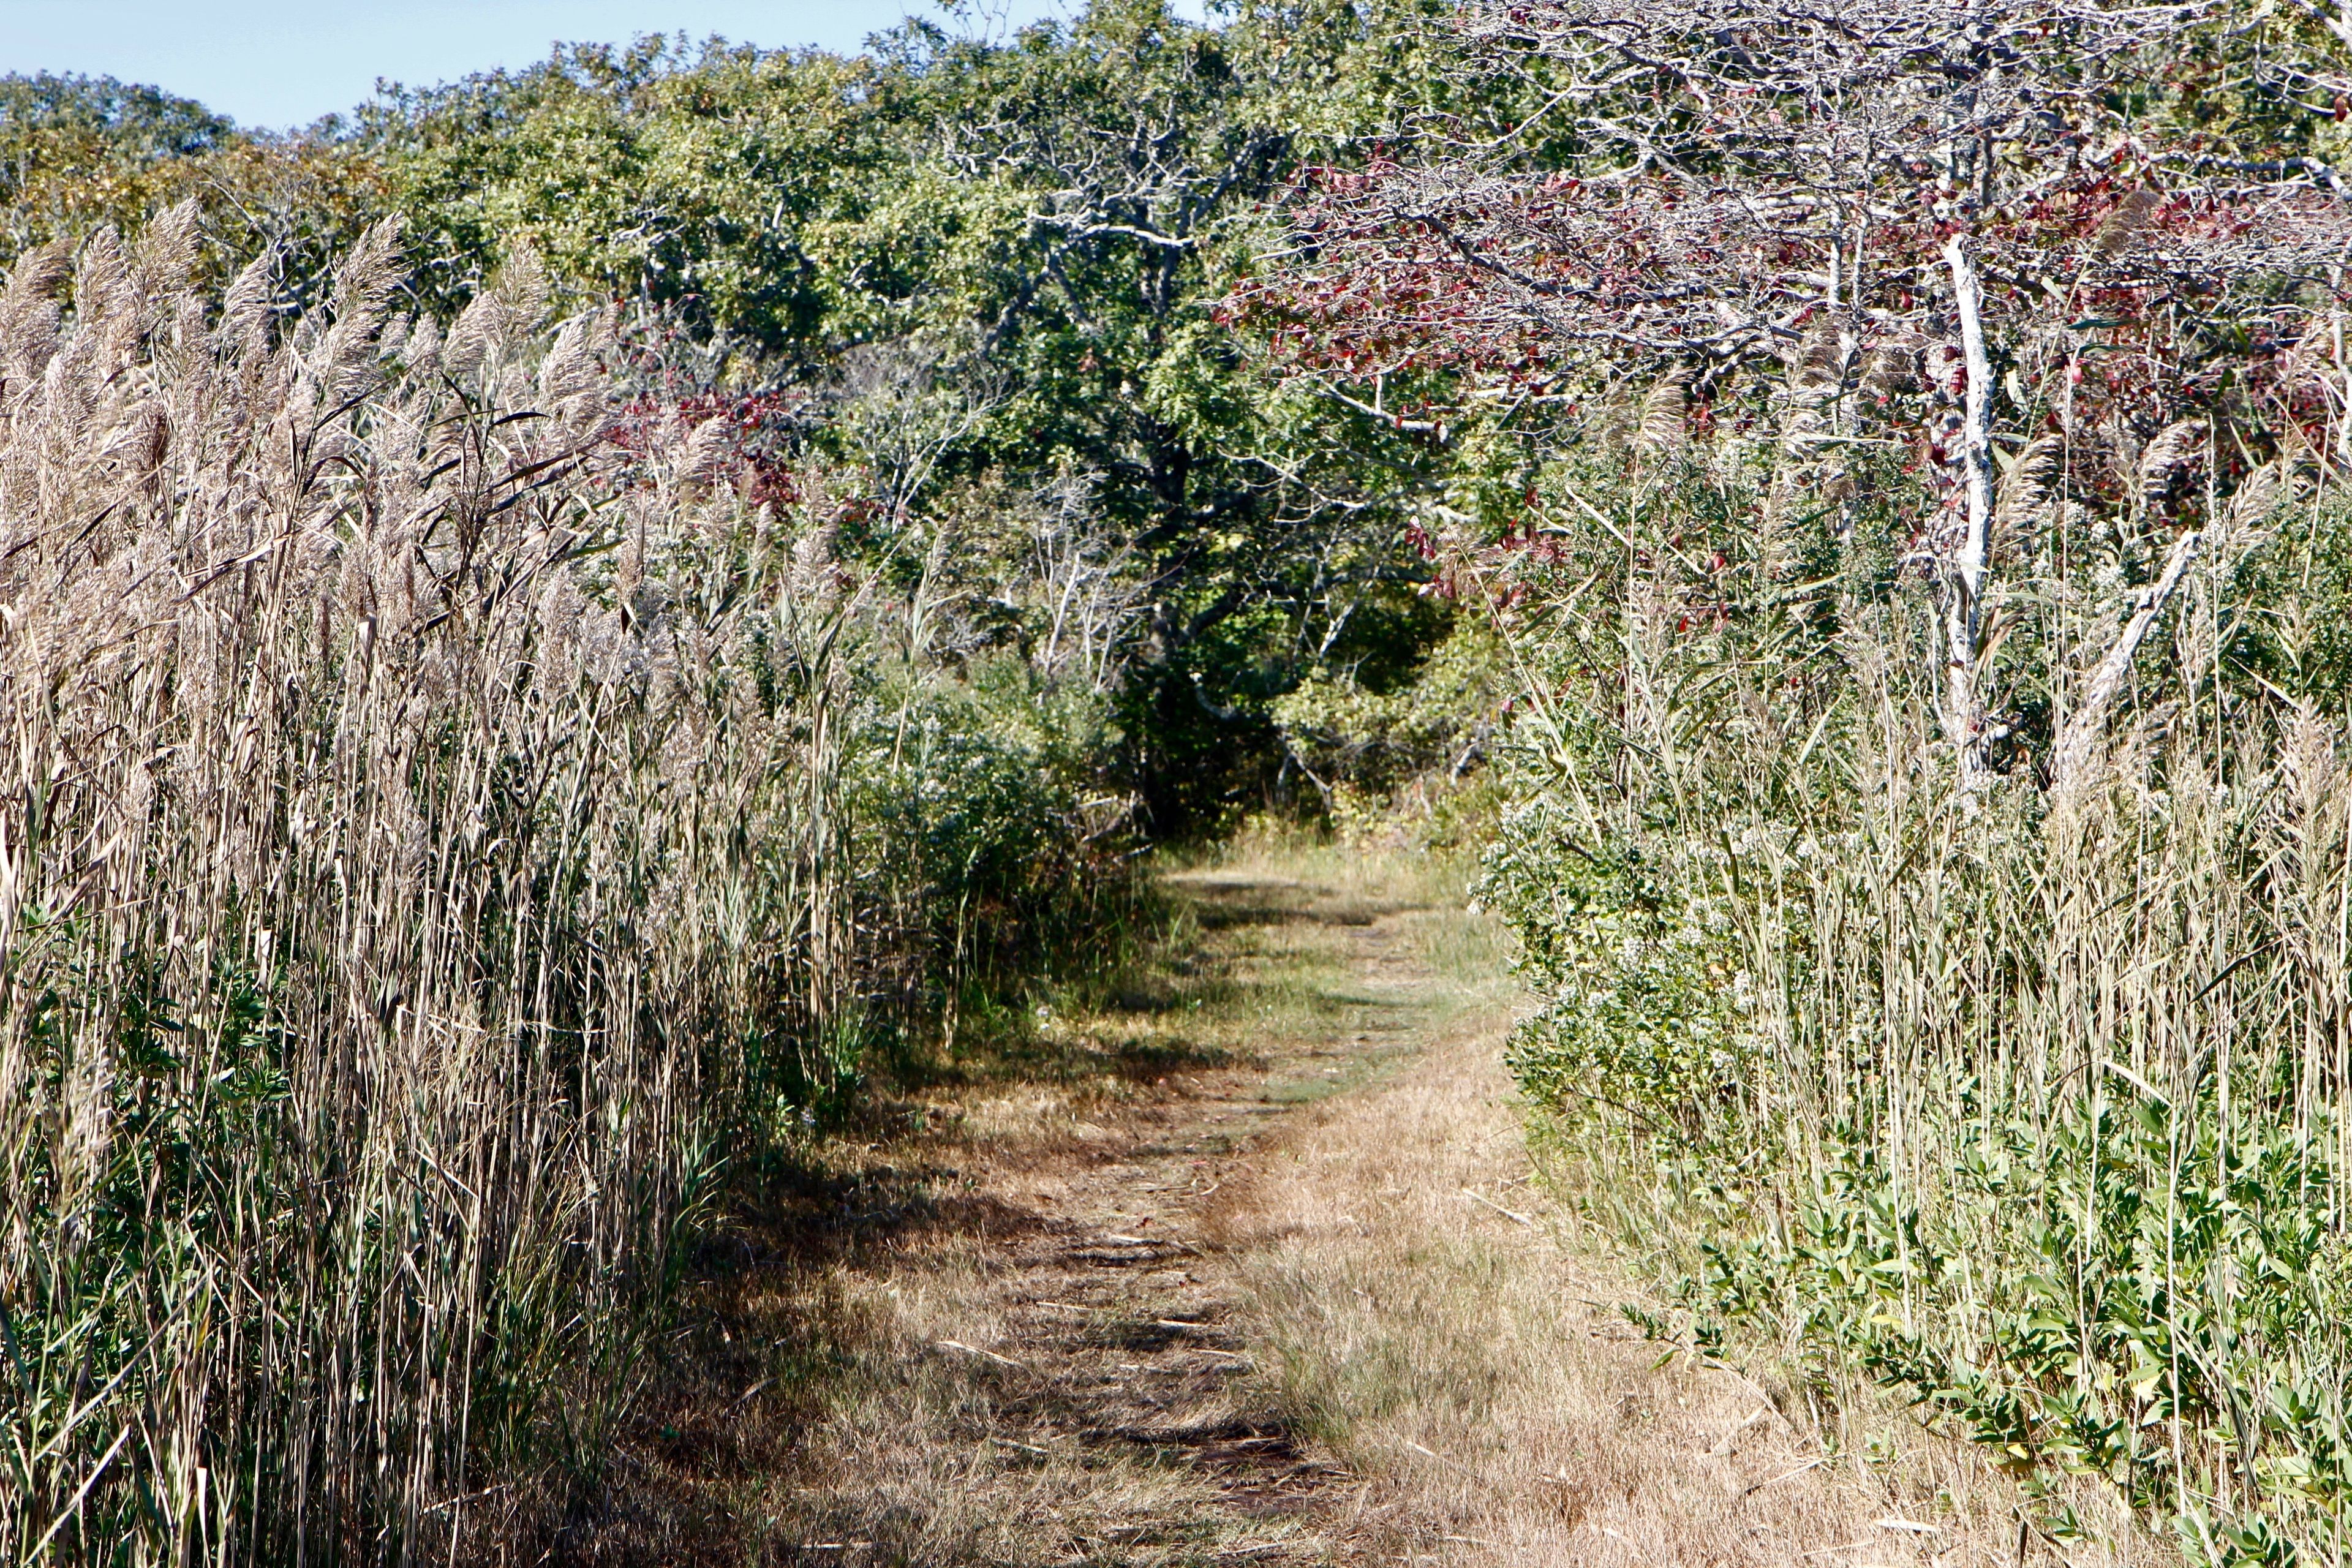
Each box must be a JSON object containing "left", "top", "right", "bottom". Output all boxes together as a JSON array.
[{"left": 581, "top": 845, "right": 2032, "bottom": 1567}]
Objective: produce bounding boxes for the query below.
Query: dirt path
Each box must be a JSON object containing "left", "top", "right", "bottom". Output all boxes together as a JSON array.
[{"left": 580, "top": 848, "right": 2028, "bottom": 1567}]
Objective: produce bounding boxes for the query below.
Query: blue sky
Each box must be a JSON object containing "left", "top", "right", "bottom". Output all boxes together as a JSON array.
[{"left": 0, "top": 1, "right": 1072, "bottom": 130}]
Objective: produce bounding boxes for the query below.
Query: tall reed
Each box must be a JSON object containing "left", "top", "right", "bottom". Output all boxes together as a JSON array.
[
  {"left": 1483, "top": 438, "right": 2352, "bottom": 1562},
  {"left": 0, "top": 208, "right": 849, "bottom": 1560}
]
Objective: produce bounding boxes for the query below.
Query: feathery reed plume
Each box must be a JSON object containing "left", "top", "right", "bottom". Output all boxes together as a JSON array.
[
  {"left": 1858, "top": 333, "right": 1918, "bottom": 402},
  {"left": 2138, "top": 417, "right": 2206, "bottom": 511},
  {"left": 2094, "top": 187, "right": 2162, "bottom": 255},
  {"left": 1635, "top": 368, "right": 1690, "bottom": 454},
  {"left": 2000, "top": 433, "right": 2066, "bottom": 517},
  {"left": 2230, "top": 457, "right": 2293, "bottom": 533},
  {"left": 0, "top": 219, "right": 844, "bottom": 1562}
]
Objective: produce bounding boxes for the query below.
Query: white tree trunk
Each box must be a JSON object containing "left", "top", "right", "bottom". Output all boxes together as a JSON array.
[{"left": 1942, "top": 236, "right": 1996, "bottom": 790}]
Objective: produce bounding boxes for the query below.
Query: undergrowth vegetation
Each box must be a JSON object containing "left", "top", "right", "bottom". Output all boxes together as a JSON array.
[
  {"left": 0, "top": 208, "right": 1136, "bottom": 1561},
  {"left": 1474, "top": 428, "right": 2352, "bottom": 1563},
  {"left": 1221, "top": 0, "right": 2352, "bottom": 1556}
]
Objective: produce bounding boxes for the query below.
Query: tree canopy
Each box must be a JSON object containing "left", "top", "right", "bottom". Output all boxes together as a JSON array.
[
  {"left": 0, "top": 0, "right": 1491, "bottom": 829},
  {"left": 1249, "top": 0, "right": 2352, "bottom": 788}
]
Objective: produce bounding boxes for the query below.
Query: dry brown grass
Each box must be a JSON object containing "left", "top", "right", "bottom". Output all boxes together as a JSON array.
[
  {"left": 578, "top": 841, "right": 2157, "bottom": 1567},
  {"left": 575, "top": 856, "right": 1419, "bottom": 1564},
  {"left": 1216, "top": 954, "right": 2149, "bottom": 1566}
]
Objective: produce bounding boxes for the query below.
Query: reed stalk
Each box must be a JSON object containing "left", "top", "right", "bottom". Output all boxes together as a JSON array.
[
  {"left": 0, "top": 209, "right": 853, "bottom": 1561},
  {"left": 1487, "top": 434, "right": 2352, "bottom": 1560}
]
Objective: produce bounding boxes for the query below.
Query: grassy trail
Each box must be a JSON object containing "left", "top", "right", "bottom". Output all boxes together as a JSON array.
[{"left": 578, "top": 844, "right": 2032, "bottom": 1566}]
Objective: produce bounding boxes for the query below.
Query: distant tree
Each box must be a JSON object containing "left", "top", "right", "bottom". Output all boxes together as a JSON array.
[
  {"left": 0, "top": 72, "right": 384, "bottom": 291},
  {"left": 345, "top": 0, "right": 1476, "bottom": 827},
  {"left": 0, "top": 74, "right": 230, "bottom": 244},
  {"left": 0, "top": 71, "right": 230, "bottom": 166}
]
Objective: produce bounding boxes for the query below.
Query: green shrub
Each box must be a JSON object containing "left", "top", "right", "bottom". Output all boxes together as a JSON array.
[
  {"left": 1272, "top": 616, "right": 1506, "bottom": 804},
  {"left": 1484, "top": 794, "right": 1758, "bottom": 1133}
]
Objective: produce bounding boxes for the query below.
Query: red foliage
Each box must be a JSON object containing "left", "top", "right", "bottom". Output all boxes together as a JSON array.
[{"left": 1235, "top": 0, "right": 2350, "bottom": 497}]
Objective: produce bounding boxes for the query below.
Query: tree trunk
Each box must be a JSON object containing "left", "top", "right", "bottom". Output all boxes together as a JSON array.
[{"left": 1942, "top": 235, "right": 1996, "bottom": 790}]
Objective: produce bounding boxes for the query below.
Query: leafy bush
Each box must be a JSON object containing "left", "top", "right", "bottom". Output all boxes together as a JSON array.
[
  {"left": 1272, "top": 615, "right": 1504, "bottom": 807},
  {"left": 1485, "top": 796, "right": 1758, "bottom": 1131},
  {"left": 859, "top": 653, "right": 1138, "bottom": 1015}
]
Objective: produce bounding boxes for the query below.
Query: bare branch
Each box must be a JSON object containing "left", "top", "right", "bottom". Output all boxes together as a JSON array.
[{"left": 2052, "top": 527, "right": 2202, "bottom": 796}]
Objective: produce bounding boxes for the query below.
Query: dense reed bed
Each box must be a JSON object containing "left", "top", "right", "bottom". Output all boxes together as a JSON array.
[
  {"left": 0, "top": 208, "right": 918, "bottom": 1559},
  {"left": 1484, "top": 439, "right": 2352, "bottom": 1561}
]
